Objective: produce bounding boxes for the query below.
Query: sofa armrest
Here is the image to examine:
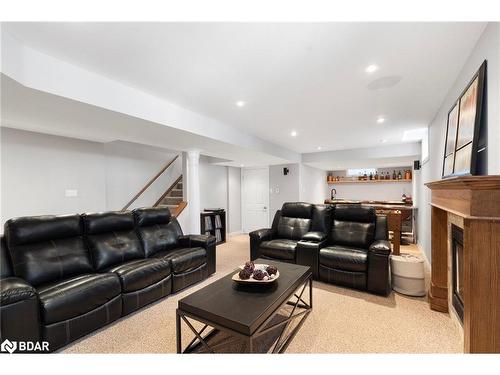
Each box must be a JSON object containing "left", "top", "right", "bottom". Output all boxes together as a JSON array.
[
  {"left": 0, "top": 277, "right": 41, "bottom": 345},
  {"left": 369, "top": 240, "right": 392, "bottom": 255},
  {"left": 1, "top": 277, "right": 37, "bottom": 306},
  {"left": 296, "top": 239, "right": 327, "bottom": 279},
  {"left": 302, "top": 231, "right": 327, "bottom": 242},
  {"left": 249, "top": 228, "right": 274, "bottom": 261},
  {"left": 178, "top": 234, "right": 216, "bottom": 275},
  {"left": 367, "top": 240, "right": 391, "bottom": 296}
]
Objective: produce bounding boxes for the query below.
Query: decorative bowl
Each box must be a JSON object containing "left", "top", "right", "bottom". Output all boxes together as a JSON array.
[{"left": 232, "top": 263, "right": 280, "bottom": 284}]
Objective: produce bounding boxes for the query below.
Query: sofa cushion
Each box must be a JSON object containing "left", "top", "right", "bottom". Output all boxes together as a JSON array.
[
  {"left": 106, "top": 258, "right": 171, "bottom": 293},
  {"left": 281, "top": 202, "right": 313, "bottom": 219},
  {"left": 153, "top": 247, "right": 206, "bottom": 274},
  {"left": 260, "top": 239, "right": 297, "bottom": 261},
  {"left": 319, "top": 245, "right": 368, "bottom": 272},
  {"left": 134, "top": 207, "right": 183, "bottom": 257},
  {"left": 277, "top": 217, "right": 311, "bottom": 240},
  {"left": 331, "top": 220, "right": 375, "bottom": 249},
  {"left": 37, "top": 273, "right": 121, "bottom": 325},
  {"left": 333, "top": 204, "right": 376, "bottom": 223},
  {"left": 83, "top": 212, "right": 144, "bottom": 270},
  {"left": 4, "top": 215, "right": 93, "bottom": 286},
  {"left": 133, "top": 206, "right": 172, "bottom": 227}
]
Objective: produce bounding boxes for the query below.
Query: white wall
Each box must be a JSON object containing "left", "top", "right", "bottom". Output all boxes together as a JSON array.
[
  {"left": 269, "top": 163, "right": 300, "bottom": 217},
  {"left": 299, "top": 164, "right": 327, "bottom": 204},
  {"left": 199, "top": 156, "right": 228, "bottom": 211},
  {"left": 105, "top": 141, "right": 181, "bottom": 211},
  {"left": 227, "top": 167, "right": 242, "bottom": 234},
  {"left": 1, "top": 127, "right": 107, "bottom": 223},
  {"left": 195, "top": 158, "right": 243, "bottom": 235},
  {"left": 1, "top": 127, "right": 180, "bottom": 229},
  {"left": 418, "top": 23, "right": 500, "bottom": 263}
]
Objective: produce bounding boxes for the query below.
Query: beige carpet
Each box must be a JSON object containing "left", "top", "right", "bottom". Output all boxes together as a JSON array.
[{"left": 62, "top": 235, "right": 462, "bottom": 353}]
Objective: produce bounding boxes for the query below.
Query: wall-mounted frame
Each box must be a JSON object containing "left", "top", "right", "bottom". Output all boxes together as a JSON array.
[{"left": 442, "top": 60, "right": 486, "bottom": 178}]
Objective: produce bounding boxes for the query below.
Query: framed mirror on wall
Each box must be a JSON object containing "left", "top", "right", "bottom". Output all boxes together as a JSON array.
[{"left": 442, "top": 60, "right": 487, "bottom": 178}]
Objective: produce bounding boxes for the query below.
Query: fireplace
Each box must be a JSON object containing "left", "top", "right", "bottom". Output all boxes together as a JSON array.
[
  {"left": 426, "top": 176, "right": 500, "bottom": 353},
  {"left": 451, "top": 225, "right": 464, "bottom": 323}
]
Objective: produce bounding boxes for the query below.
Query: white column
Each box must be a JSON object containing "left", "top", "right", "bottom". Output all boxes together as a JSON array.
[{"left": 186, "top": 150, "right": 201, "bottom": 234}]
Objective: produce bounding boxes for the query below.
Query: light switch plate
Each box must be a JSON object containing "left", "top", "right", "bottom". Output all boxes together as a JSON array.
[
  {"left": 65, "top": 189, "right": 78, "bottom": 197},
  {"left": 275, "top": 187, "right": 280, "bottom": 194}
]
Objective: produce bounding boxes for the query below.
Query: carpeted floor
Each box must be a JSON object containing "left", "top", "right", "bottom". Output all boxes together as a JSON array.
[{"left": 62, "top": 235, "right": 462, "bottom": 353}]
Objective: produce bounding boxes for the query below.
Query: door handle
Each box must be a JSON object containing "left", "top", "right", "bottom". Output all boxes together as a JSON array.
[{"left": 263, "top": 206, "right": 267, "bottom": 210}]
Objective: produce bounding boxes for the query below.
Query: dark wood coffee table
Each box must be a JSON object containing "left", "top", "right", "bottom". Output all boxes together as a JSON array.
[{"left": 176, "top": 258, "right": 312, "bottom": 353}]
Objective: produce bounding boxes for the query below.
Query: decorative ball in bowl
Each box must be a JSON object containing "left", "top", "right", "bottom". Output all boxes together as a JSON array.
[{"left": 232, "top": 262, "right": 280, "bottom": 284}]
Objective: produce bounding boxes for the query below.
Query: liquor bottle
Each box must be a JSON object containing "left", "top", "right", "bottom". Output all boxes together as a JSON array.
[
  {"left": 392, "top": 170, "right": 397, "bottom": 180},
  {"left": 398, "top": 170, "right": 402, "bottom": 180},
  {"left": 369, "top": 172, "right": 373, "bottom": 180},
  {"left": 385, "top": 172, "right": 390, "bottom": 180},
  {"left": 363, "top": 171, "right": 368, "bottom": 181},
  {"left": 374, "top": 171, "right": 379, "bottom": 180}
]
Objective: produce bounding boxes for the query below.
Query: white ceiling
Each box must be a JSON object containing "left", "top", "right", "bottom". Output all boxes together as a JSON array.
[
  {"left": 0, "top": 75, "right": 289, "bottom": 167},
  {"left": 2, "top": 22, "right": 487, "bottom": 154}
]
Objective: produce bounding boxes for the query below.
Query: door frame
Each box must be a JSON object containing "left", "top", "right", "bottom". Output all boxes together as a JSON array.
[{"left": 241, "top": 166, "right": 270, "bottom": 233}]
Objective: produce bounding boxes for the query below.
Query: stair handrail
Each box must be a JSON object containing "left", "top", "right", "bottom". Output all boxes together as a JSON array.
[
  {"left": 121, "top": 155, "right": 179, "bottom": 211},
  {"left": 172, "top": 201, "right": 188, "bottom": 218}
]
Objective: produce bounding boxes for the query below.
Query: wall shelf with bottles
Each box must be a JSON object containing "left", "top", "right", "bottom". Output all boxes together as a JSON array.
[
  {"left": 327, "top": 179, "right": 412, "bottom": 184},
  {"left": 326, "top": 167, "right": 413, "bottom": 184}
]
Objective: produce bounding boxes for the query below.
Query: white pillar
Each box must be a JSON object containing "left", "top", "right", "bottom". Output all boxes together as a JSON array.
[{"left": 186, "top": 150, "right": 201, "bottom": 234}]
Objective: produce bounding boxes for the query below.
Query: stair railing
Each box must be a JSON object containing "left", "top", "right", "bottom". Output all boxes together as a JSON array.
[
  {"left": 121, "top": 155, "right": 179, "bottom": 211},
  {"left": 153, "top": 175, "right": 183, "bottom": 206}
]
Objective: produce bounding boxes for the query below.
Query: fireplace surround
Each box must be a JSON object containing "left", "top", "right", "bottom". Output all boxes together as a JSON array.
[
  {"left": 426, "top": 176, "right": 500, "bottom": 353},
  {"left": 451, "top": 225, "right": 464, "bottom": 323}
]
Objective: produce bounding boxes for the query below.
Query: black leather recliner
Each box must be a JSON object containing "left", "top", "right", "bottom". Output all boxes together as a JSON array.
[
  {"left": 0, "top": 206, "right": 216, "bottom": 352},
  {"left": 314, "top": 204, "right": 391, "bottom": 295},
  {"left": 250, "top": 203, "right": 391, "bottom": 296},
  {"left": 249, "top": 202, "right": 333, "bottom": 263}
]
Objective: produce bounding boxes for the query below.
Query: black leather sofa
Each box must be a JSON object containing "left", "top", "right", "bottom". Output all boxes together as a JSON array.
[
  {"left": 249, "top": 202, "right": 332, "bottom": 263},
  {"left": 0, "top": 206, "right": 215, "bottom": 352},
  {"left": 250, "top": 203, "right": 391, "bottom": 295}
]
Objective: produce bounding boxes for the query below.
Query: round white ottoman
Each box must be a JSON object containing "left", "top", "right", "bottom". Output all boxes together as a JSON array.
[{"left": 390, "top": 253, "right": 426, "bottom": 296}]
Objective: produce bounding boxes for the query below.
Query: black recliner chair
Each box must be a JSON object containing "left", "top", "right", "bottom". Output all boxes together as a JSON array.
[
  {"left": 249, "top": 202, "right": 333, "bottom": 263},
  {"left": 299, "top": 204, "right": 391, "bottom": 295},
  {"left": 0, "top": 206, "right": 216, "bottom": 352}
]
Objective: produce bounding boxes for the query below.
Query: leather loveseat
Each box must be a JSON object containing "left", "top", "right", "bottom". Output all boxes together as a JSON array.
[
  {"left": 249, "top": 202, "right": 332, "bottom": 263},
  {"left": 0, "top": 206, "right": 215, "bottom": 352},
  {"left": 250, "top": 203, "right": 391, "bottom": 295}
]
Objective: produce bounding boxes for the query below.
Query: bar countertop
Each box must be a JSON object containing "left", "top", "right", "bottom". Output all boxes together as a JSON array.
[{"left": 324, "top": 199, "right": 416, "bottom": 210}]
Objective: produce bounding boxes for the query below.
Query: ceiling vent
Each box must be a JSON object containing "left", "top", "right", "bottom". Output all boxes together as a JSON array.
[{"left": 367, "top": 75, "right": 403, "bottom": 90}]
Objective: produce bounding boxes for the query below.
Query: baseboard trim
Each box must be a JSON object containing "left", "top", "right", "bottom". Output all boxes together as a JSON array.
[{"left": 228, "top": 231, "right": 243, "bottom": 237}]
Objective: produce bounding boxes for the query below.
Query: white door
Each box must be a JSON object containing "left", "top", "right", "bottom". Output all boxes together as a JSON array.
[{"left": 242, "top": 167, "right": 269, "bottom": 233}]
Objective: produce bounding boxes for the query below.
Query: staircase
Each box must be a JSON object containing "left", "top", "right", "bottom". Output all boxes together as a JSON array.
[
  {"left": 154, "top": 175, "right": 184, "bottom": 214},
  {"left": 121, "top": 155, "right": 187, "bottom": 217}
]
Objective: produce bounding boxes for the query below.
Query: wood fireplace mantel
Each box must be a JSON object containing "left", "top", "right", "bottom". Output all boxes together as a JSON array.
[{"left": 425, "top": 175, "right": 500, "bottom": 353}]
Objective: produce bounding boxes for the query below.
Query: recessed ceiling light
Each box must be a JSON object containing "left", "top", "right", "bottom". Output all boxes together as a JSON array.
[
  {"left": 240, "top": 164, "right": 245, "bottom": 167},
  {"left": 377, "top": 117, "right": 385, "bottom": 124},
  {"left": 365, "top": 64, "right": 378, "bottom": 74},
  {"left": 236, "top": 100, "right": 245, "bottom": 107},
  {"left": 291, "top": 131, "right": 298, "bottom": 137},
  {"left": 317, "top": 146, "right": 322, "bottom": 151},
  {"left": 380, "top": 139, "right": 388, "bottom": 143}
]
